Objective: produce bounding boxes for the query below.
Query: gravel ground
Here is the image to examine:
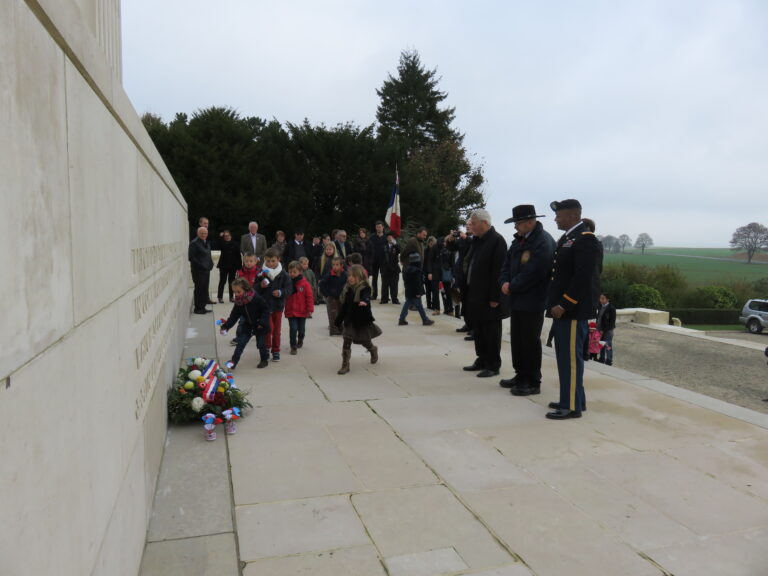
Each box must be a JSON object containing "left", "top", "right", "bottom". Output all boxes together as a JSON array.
[{"left": 612, "top": 323, "right": 768, "bottom": 414}]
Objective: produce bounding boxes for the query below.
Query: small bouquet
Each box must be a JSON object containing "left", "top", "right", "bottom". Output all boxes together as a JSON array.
[{"left": 167, "top": 357, "right": 251, "bottom": 426}]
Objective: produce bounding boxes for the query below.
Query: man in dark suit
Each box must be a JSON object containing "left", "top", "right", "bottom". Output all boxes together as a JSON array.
[
  {"left": 462, "top": 209, "right": 508, "bottom": 378},
  {"left": 240, "top": 221, "right": 267, "bottom": 261},
  {"left": 499, "top": 205, "right": 556, "bottom": 396},
  {"left": 283, "top": 229, "right": 309, "bottom": 265},
  {"left": 189, "top": 227, "right": 214, "bottom": 314},
  {"left": 545, "top": 199, "right": 602, "bottom": 420},
  {"left": 597, "top": 292, "right": 616, "bottom": 365}
]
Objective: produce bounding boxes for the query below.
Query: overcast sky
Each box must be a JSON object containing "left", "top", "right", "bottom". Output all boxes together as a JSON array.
[{"left": 122, "top": 0, "right": 768, "bottom": 247}]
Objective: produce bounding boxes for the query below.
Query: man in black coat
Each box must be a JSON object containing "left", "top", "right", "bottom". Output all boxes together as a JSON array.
[
  {"left": 462, "top": 210, "right": 508, "bottom": 378},
  {"left": 499, "top": 205, "right": 556, "bottom": 396},
  {"left": 597, "top": 292, "right": 616, "bottom": 365},
  {"left": 189, "top": 226, "right": 214, "bottom": 314},
  {"left": 369, "top": 221, "right": 388, "bottom": 300},
  {"left": 545, "top": 199, "right": 602, "bottom": 420}
]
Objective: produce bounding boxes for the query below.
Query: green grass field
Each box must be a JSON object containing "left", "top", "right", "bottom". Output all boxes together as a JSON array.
[{"left": 604, "top": 249, "right": 768, "bottom": 287}]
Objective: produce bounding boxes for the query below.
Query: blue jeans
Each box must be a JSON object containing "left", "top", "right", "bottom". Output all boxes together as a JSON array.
[
  {"left": 552, "top": 318, "right": 588, "bottom": 412},
  {"left": 599, "top": 329, "right": 614, "bottom": 365},
  {"left": 232, "top": 323, "right": 268, "bottom": 364},
  {"left": 400, "top": 296, "right": 429, "bottom": 323},
  {"left": 288, "top": 317, "right": 307, "bottom": 347}
]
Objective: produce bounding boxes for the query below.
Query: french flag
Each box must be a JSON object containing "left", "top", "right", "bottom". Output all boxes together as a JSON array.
[{"left": 385, "top": 167, "right": 402, "bottom": 237}]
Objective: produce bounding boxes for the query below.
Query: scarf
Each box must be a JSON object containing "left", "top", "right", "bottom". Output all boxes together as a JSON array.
[
  {"left": 340, "top": 279, "right": 369, "bottom": 304},
  {"left": 263, "top": 262, "right": 283, "bottom": 281},
  {"left": 234, "top": 290, "right": 255, "bottom": 307},
  {"left": 291, "top": 274, "right": 304, "bottom": 289}
]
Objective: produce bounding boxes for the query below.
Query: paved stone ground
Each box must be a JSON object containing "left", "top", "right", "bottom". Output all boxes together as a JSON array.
[{"left": 142, "top": 304, "right": 768, "bottom": 576}]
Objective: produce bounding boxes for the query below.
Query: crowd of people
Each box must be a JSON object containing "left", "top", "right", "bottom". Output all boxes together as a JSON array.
[{"left": 188, "top": 199, "right": 615, "bottom": 420}]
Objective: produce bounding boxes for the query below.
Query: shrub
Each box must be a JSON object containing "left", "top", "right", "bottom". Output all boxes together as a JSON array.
[
  {"left": 647, "top": 265, "right": 688, "bottom": 307},
  {"left": 685, "top": 285, "right": 738, "bottom": 309},
  {"left": 753, "top": 277, "right": 768, "bottom": 297},
  {"left": 666, "top": 308, "right": 741, "bottom": 325},
  {"left": 626, "top": 283, "right": 666, "bottom": 309}
]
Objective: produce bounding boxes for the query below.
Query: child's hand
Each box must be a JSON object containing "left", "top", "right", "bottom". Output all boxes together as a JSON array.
[
  {"left": 261, "top": 279, "right": 269, "bottom": 287},
  {"left": 220, "top": 329, "right": 228, "bottom": 335},
  {"left": 272, "top": 290, "right": 280, "bottom": 298},
  {"left": 358, "top": 301, "right": 368, "bottom": 307}
]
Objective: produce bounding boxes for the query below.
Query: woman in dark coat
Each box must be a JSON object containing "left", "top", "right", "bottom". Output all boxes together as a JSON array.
[
  {"left": 353, "top": 227, "right": 373, "bottom": 273},
  {"left": 216, "top": 230, "right": 242, "bottom": 303}
]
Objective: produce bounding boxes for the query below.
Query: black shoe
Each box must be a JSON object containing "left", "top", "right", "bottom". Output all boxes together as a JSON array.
[
  {"left": 399, "top": 319, "right": 408, "bottom": 326},
  {"left": 511, "top": 386, "right": 540, "bottom": 396},
  {"left": 499, "top": 377, "right": 520, "bottom": 388},
  {"left": 207, "top": 300, "right": 216, "bottom": 305},
  {"left": 456, "top": 325, "right": 469, "bottom": 333},
  {"left": 546, "top": 409, "right": 582, "bottom": 420},
  {"left": 257, "top": 359, "right": 268, "bottom": 368},
  {"left": 380, "top": 300, "right": 389, "bottom": 304},
  {"left": 290, "top": 347, "right": 298, "bottom": 355},
  {"left": 464, "top": 335, "right": 475, "bottom": 341},
  {"left": 193, "top": 309, "right": 207, "bottom": 315},
  {"left": 463, "top": 363, "right": 483, "bottom": 371},
  {"left": 548, "top": 401, "right": 586, "bottom": 412},
  {"left": 422, "top": 319, "right": 434, "bottom": 326},
  {"left": 477, "top": 369, "right": 499, "bottom": 378},
  {"left": 392, "top": 299, "right": 400, "bottom": 305}
]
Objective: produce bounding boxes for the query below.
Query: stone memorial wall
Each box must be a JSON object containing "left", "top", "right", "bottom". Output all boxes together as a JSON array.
[{"left": 0, "top": 1, "right": 189, "bottom": 574}]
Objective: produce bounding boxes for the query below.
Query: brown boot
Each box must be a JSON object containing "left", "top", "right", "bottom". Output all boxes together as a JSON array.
[
  {"left": 337, "top": 349, "right": 351, "bottom": 374},
  {"left": 367, "top": 344, "right": 378, "bottom": 364}
]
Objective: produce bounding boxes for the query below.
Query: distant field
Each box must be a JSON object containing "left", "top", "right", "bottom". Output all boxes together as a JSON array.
[{"left": 603, "top": 249, "right": 768, "bottom": 286}]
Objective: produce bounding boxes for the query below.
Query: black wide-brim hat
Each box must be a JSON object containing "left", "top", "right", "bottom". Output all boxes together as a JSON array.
[{"left": 504, "top": 204, "right": 546, "bottom": 224}]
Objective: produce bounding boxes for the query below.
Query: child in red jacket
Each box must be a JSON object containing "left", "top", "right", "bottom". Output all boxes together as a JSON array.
[
  {"left": 285, "top": 260, "right": 315, "bottom": 355},
  {"left": 587, "top": 321, "right": 603, "bottom": 361}
]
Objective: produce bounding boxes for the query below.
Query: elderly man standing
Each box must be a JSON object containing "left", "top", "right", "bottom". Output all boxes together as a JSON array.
[
  {"left": 499, "top": 205, "right": 556, "bottom": 395},
  {"left": 189, "top": 226, "right": 214, "bottom": 315},
  {"left": 546, "top": 199, "right": 602, "bottom": 420},
  {"left": 462, "top": 209, "right": 508, "bottom": 378},
  {"left": 240, "top": 221, "right": 267, "bottom": 261}
]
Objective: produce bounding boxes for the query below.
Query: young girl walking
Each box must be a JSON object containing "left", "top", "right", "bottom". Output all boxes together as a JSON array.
[{"left": 334, "top": 265, "right": 382, "bottom": 374}]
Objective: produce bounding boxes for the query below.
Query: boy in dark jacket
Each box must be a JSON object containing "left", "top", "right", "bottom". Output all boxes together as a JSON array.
[
  {"left": 319, "top": 256, "right": 347, "bottom": 335},
  {"left": 220, "top": 278, "right": 271, "bottom": 369},
  {"left": 398, "top": 253, "right": 434, "bottom": 326},
  {"left": 285, "top": 260, "right": 315, "bottom": 354},
  {"left": 256, "top": 248, "right": 292, "bottom": 361}
]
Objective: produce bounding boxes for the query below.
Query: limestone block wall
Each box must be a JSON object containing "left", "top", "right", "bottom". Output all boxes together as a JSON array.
[{"left": 0, "top": 1, "right": 188, "bottom": 575}]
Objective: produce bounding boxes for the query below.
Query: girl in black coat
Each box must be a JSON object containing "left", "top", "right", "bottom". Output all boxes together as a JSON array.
[{"left": 334, "top": 265, "right": 381, "bottom": 374}]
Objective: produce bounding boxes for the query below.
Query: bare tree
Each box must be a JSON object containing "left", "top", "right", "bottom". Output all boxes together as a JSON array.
[
  {"left": 602, "top": 235, "right": 621, "bottom": 253},
  {"left": 618, "top": 234, "right": 632, "bottom": 253},
  {"left": 730, "top": 222, "right": 768, "bottom": 264},
  {"left": 634, "top": 233, "right": 653, "bottom": 255}
]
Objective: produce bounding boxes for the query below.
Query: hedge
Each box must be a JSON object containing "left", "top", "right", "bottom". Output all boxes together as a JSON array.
[{"left": 666, "top": 308, "right": 741, "bottom": 325}]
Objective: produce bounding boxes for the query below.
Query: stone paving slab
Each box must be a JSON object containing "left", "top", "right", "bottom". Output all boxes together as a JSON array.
[
  {"left": 242, "top": 545, "right": 387, "bottom": 576},
  {"left": 146, "top": 425, "right": 232, "bottom": 542},
  {"left": 236, "top": 495, "right": 370, "bottom": 561},
  {"left": 139, "top": 533, "right": 239, "bottom": 576}
]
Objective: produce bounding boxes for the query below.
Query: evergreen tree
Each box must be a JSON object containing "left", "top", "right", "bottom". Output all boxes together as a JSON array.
[
  {"left": 375, "top": 49, "right": 485, "bottom": 231},
  {"left": 376, "top": 49, "right": 462, "bottom": 153}
]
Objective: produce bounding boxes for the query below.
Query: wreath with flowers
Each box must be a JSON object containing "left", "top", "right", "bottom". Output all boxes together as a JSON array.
[{"left": 167, "top": 357, "right": 251, "bottom": 424}]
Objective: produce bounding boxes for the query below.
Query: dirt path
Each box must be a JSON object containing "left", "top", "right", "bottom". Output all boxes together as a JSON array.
[{"left": 612, "top": 323, "right": 768, "bottom": 414}]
